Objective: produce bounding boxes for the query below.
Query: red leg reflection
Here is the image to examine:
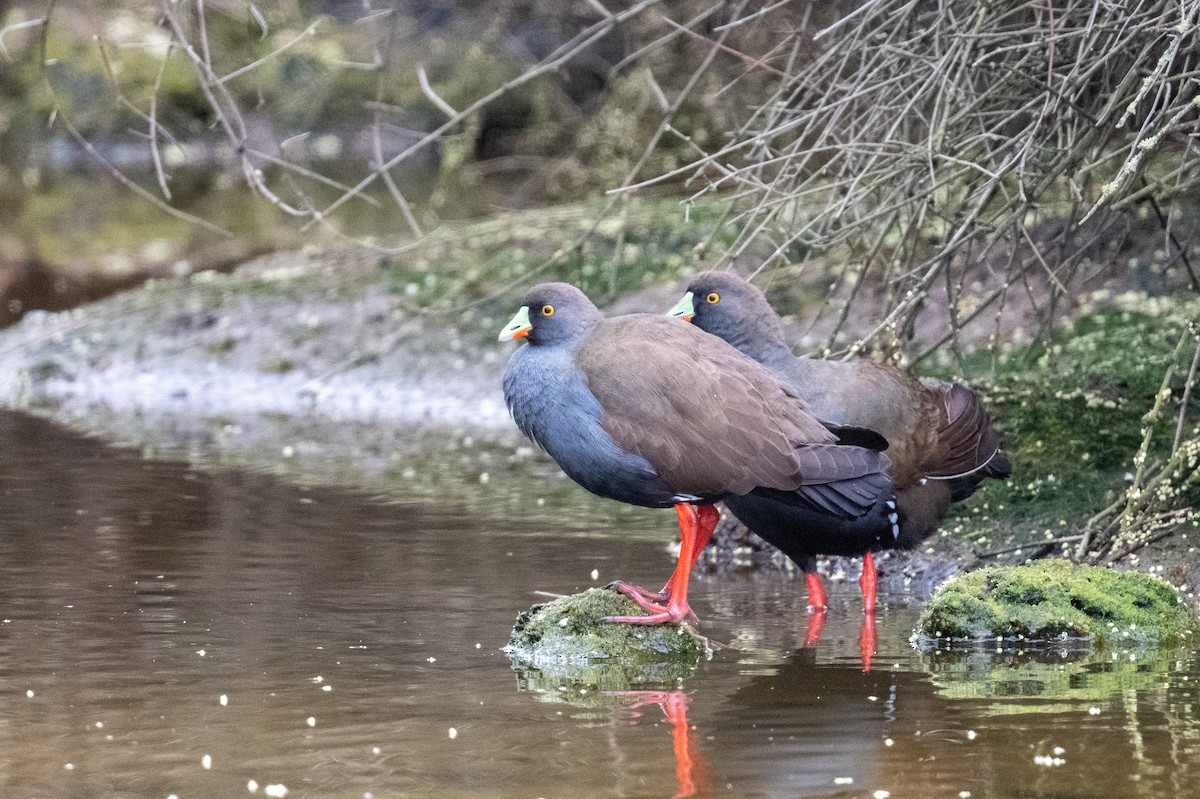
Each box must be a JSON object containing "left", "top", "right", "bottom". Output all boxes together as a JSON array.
[
  {"left": 803, "top": 606, "right": 828, "bottom": 647},
  {"left": 664, "top": 692, "right": 698, "bottom": 798},
  {"left": 608, "top": 690, "right": 707, "bottom": 798},
  {"left": 859, "top": 610, "right": 877, "bottom": 672}
]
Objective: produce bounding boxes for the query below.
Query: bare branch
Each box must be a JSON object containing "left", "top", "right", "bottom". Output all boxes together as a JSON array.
[
  {"left": 417, "top": 65, "right": 458, "bottom": 119},
  {"left": 0, "top": 17, "right": 45, "bottom": 61}
]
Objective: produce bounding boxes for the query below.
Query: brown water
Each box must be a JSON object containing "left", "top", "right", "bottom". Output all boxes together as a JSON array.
[{"left": 2, "top": 410, "right": 1199, "bottom": 799}]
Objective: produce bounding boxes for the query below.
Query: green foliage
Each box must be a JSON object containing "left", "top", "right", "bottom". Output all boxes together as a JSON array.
[
  {"left": 916, "top": 559, "right": 1194, "bottom": 645},
  {"left": 987, "top": 302, "right": 1198, "bottom": 470},
  {"left": 947, "top": 295, "right": 1200, "bottom": 551}
]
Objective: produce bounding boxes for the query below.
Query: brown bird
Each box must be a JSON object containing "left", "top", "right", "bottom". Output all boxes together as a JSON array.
[
  {"left": 671, "top": 271, "right": 1011, "bottom": 614},
  {"left": 499, "top": 282, "right": 898, "bottom": 625}
]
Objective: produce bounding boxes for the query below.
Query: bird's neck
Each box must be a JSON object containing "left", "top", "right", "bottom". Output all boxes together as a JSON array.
[{"left": 727, "top": 323, "right": 796, "bottom": 373}]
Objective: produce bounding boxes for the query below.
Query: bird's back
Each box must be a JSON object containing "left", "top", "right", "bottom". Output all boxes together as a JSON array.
[{"left": 580, "top": 314, "right": 877, "bottom": 497}]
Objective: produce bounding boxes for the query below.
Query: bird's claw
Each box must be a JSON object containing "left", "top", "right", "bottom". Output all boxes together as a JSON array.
[
  {"left": 605, "top": 603, "right": 699, "bottom": 626},
  {"left": 610, "top": 580, "right": 670, "bottom": 604}
]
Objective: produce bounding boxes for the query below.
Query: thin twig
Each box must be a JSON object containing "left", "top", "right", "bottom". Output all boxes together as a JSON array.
[{"left": 977, "top": 535, "right": 1084, "bottom": 559}]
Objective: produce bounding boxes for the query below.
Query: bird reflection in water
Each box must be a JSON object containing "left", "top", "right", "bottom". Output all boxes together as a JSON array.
[
  {"left": 802, "top": 598, "right": 877, "bottom": 671},
  {"left": 608, "top": 690, "right": 706, "bottom": 798}
]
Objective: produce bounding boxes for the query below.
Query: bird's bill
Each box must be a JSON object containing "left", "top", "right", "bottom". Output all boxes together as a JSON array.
[
  {"left": 498, "top": 305, "right": 532, "bottom": 341},
  {"left": 666, "top": 291, "right": 695, "bottom": 322}
]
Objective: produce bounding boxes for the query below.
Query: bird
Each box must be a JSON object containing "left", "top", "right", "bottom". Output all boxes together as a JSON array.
[
  {"left": 499, "top": 281, "right": 899, "bottom": 626},
  {"left": 670, "top": 271, "right": 1011, "bottom": 615}
]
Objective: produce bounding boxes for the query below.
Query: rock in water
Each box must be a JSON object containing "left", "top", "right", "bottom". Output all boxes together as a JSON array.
[
  {"left": 505, "top": 588, "right": 708, "bottom": 691},
  {"left": 915, "top": 559, "right": 1195, "bottom": 646}
]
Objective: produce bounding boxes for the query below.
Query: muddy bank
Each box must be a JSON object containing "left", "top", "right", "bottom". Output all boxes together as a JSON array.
[{"left": 0, "top": 247, "right": 527, "bottom": 504}]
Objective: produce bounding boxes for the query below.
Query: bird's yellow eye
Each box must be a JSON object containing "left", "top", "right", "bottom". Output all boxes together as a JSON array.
[
  {"left": 706, "top": 292, "right": 720, "bottom": 304},
  {"left": 541, "top": 304, "right": 555, "bottom": 317}
]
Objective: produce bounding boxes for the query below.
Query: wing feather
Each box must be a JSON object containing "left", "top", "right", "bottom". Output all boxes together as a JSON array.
[{"left": 580, "top": 315, "right": 848, "bottom": 497}]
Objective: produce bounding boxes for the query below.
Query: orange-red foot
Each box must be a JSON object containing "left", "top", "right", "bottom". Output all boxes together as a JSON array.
[
  {"left": 611, "top": 580, "right": 669, "bottom": 606},
  {"left": 609, "top": 581, "right": 691, "bottom": 623},
  {"left": 606, "top": 502, "right": 716, "bottom": 626},
  {"left": 605, "top": 600, "right": 698, "bottom": 625}
]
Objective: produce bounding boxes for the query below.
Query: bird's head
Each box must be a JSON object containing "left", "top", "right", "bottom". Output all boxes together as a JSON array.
[
  {"left": 499, "top": 282, "right": 602, "bottom": 346},
  {"left": 669, "top": 271, "right": 781, "bottom": 350}
]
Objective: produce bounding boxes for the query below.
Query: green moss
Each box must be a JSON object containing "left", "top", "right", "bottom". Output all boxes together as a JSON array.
[
  {"left": 916, "top": 560, "right": 1195, "bottom": 645},
  {"left": 984, "top": 304, "right": 1197, "bottom": 471},
  {"left": 939, "top": 295, "right": 1200, "bottom": 550},
  {"left": 512, "top": 656, "right": 700, "bottom": 696},
  {"left": 504, "top": 587, "right": 708, "bottom": 688},
  {"left": 260, "top": 357, "right": 296, "bottom": 375}
]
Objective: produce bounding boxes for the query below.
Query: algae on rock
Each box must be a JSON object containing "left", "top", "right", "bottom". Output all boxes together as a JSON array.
[
  {"left": 505, "top": 587, "right": 708, "bottom": 692},
  {"left": 915, "top": 559, "right": 1195, "bottom": 646}
]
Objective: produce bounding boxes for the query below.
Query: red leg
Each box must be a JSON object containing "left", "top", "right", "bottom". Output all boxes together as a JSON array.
[
  {"left": 607, "top": 503, "right": 717, "bottom": 624},
  {"left": 690, "top": 505, "right": 720, "bottom": 562},
  {"left": 805, "top": 572, "right": 828, "bottom": 612},
  {"left": 859, "top": 551, "right": 878, "bottom": 615},
  {"left": 613, "top": 506, "right": 720, "bottom": 604}
]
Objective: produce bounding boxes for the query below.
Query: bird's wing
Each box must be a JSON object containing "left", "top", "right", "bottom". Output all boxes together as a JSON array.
[{"left": 580, "top": 316, "right": 885, "bottom": 500}]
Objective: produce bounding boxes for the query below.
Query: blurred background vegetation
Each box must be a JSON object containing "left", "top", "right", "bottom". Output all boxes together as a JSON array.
[
  {"left": 0, "top": 1, "right": 1195, "bottom": 333},
  {"left": 0, "top": 0, "right": 845, "bottom": 321},
  {"left": 1, "top": 0, "right": 1199, "bottom": 562}
]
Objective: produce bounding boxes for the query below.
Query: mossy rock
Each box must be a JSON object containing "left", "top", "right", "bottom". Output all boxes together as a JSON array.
[
  {"left": 915, "top": 559, "right": 1195, "bottom": 646},
  {"left": 504, "top": 587, "right": 708, "bottom": 691}
]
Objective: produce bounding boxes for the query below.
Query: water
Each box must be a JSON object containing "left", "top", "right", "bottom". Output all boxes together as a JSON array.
[{"left": 2, "top": 409, "right": 1199, "bottom": 799}]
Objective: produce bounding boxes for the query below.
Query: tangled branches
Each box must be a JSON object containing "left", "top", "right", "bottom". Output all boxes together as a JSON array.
[{"left": 641, "top": 0, "right": 1200, "bottom": 359}]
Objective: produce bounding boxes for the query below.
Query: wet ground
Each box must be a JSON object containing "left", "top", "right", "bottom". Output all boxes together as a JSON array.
[{"left": 2, "top": 409, "right": 1199, "bottom": 799}]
